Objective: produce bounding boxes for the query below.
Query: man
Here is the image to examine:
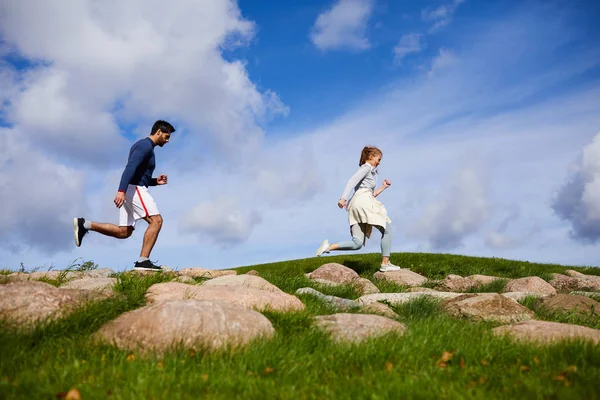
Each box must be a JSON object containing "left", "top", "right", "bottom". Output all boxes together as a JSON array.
[{"left": 73, "top": 120, "right": 175, "bottom": 271}]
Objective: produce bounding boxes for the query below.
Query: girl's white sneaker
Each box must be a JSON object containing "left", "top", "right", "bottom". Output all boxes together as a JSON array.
[
  {"left": 380, "top": 262, "right": 401, "bottom": 272},
  {"left": 316, "top": 240, "right": 330, "bottom": 257}
]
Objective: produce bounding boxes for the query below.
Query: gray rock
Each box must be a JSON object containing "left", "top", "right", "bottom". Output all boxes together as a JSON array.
[
  {"left": 442, "top": 293, "right": 534, "bottom": 323},
  {"left": 372, "top": 270, "right": 428, "bottom": 287},
  {"left": 503, "top": 277, "right": 556, "bottom": 295},
  {"left": 358, "top": 291, "right": 462, "bottom": 306},
  {"left": 146, "top": 282, "right": 305, "bottom": 312},
  {"left": 94, "top": 299, "right": 275, "bottom": 354},
  {"left": 313, "top": 313, "right": 407, "bottom": 343},
  {"left": 493, "top": 320, "right": 600, "bottom": 344},
  {"left": 296, "top": 287, "right": 357, "bottom": 310},
  {"left": 60, "top": 278, "right": 117, "bottom": 291}
]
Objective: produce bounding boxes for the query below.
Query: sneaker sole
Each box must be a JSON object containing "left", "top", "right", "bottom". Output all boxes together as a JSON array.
[
  {"left": 73, "top": 218, "right": 81, "bottom": 247},
  {"left": 133, "top": 267, "right": 162, "bottom": 272},
  {"left": 316, "top": 240, "right": 329, "bottom": 257},
  {"left": 380, "top": 267, "right": 401, "bottom": 272}
]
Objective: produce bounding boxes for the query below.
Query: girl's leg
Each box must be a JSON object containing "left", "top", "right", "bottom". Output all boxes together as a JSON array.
[
  {"left": 376, "top": 222, "right": 400, "bottom": 270},
  {"left": 317, "top": 224, "right": 365, "bottom": 256}
]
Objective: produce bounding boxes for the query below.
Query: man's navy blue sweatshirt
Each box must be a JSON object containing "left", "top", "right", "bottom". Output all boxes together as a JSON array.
[{"left": 118, "top": 138, "right": 157, "bottom": 192}]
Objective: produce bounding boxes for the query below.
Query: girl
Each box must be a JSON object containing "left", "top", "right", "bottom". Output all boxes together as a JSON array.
[{"left": 316, "top": 146, "right": 402, "bottom": 272}]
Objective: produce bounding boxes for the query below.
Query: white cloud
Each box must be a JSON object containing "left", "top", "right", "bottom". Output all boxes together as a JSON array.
[
  {"left": 422, "top": 0, "right": 465, "bottom": 33},
  {"left": 310, "top": 0, "right": 374, "bottom": 51},
  {"left": 0, "top": 0, "right": 285, "bottom": 162},
  {"left": 0, "top": 128, "right": 86, "bottom": 254},
  {"left": 552, "top": 132, "right": 600, "bottom": 243},
  {"left": 393, "top": 33, "right": 424, "bottom": 64},
  {"left": 428, "top": 48, "right": 457, "bottom": 76},
  {"left": 408, "top": 161, "right": 489, "bottom": 249},
  {"left": 180, "top": 197, "right": 262, "bottom": 245}
]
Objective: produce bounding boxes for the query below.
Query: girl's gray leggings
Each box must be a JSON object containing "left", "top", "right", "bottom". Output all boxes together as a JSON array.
[{"left": 336, "top": 222, "right": 392, "bottom": 257}]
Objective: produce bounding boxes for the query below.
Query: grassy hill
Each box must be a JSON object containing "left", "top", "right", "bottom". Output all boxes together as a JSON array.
[{"left": 1, "top": 252, "right": 599, "bottom": 399}]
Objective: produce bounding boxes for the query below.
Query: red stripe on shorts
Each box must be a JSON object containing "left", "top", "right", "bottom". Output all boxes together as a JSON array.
[{"left": 136, "top": 187, "right": 149, "bottom": 217}]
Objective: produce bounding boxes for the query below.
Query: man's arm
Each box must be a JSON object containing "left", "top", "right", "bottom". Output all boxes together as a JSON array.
[{"left": 117, "top": 142, "right": 152, "bottom": 192}]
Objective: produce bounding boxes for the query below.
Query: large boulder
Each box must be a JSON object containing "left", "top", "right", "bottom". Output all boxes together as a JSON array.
[
  {"left": 79, "top": 268, "right": 116, "bottom": 279},
  {"left": 200, "top": 274, "right": 282, "bottom": 293},
  {"left": 94, "top": 300, "right": 274, "bottom": 354},
  {"left": 441, "top": 293, "right": 534, "bottom": 323},
  {"left": 0, "top": 281, "right": 110, "bottom": 326},
  {"left": 295, "top": 288, "right": 357, "bottom": 311},
  {"left": 60, "top": 278, "right": 117, "bottom": 292},
  {"left": 178, "top": 268, "right": 236, "bottom": 279},
  {"left": 306, "top": 263, "right": 359, "bottom": 284},
  {"left": 503, "top": 277, "right": 556, "bottom": 296},
  {"left": 501, "top": 292, "right": 551, "bottom": 302},
  {"left": 372, "top": 270, "right": 428, "bottom": 287},
  {"left": 493, "top": 320, "right": 600, "bottom": 344},
  {"left": 354, "top": 278, "right": 380, "bottom": 295},
  {"left": 549, "top": 274, "right": 600, "bottom": 292},
  {"left": 436, "top": 274, "right": 503, "bottom": 292},
  {"left": 305, "top": 263, "right": 379, "bottom": 295},
  {"left": 313, "top": 313, "right": 407, "bottom": 343},
  {"left": 360, "top": 302, "right": 399, "bottom": 319},
  {"left": 358, "top": 291, "right": 462, "bottom": 306},
  {"left": 146, "top": 282, "right": 305, "bottom": 312},
  {"left": 538, "top": 294, "right": 600, "bottom": 316}
]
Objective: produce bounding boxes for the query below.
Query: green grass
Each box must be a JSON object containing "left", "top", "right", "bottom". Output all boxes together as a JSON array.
[
  {"left": 466, "top": 279, "right": 509, "bottom": 293},
  {"left": 520, "top": 297, "right": 600, "bottom": 330},
  {"left": 2, "top": 252, "right": 600, "bottom": 399}
]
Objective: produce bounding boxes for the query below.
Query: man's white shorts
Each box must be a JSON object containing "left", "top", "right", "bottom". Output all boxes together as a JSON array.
[{"left": 119, "top": 185, "right": 160, "bottom": 228}]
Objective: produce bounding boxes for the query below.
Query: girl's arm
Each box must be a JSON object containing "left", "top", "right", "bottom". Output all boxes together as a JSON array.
[{"left": 340, "top": 164, "right": 371, "bottom": 200}]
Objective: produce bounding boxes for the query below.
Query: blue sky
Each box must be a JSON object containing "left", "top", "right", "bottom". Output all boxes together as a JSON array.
[{"left": 1, "top": 0, "right": 600, "bottom": 271}]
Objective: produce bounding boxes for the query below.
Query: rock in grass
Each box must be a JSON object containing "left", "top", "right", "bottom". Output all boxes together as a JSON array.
[
  {"left": 80, "top": 268, "right": 116, "bottom": 279},
  {"left": 358, "top": 291, "right": 462, "bottom": 306},
  {"left": 549, "top": 274, "right": 600, "bottom": 292},
  {"left": 538, "top": 294, "right": 600, "bottom": 316},
  {"left": 0, "top": 281, "right": 111, "bottom": 326},
  {"left": 493, "top": 320, "right": 600, "bottom": 344},
  {"left": 405, "top": 287, "right": 440, "bottom": 293},
  {"left": 372, "top": 270, "right": 427, "bottom": 287},
  {"left": 503, "top": 277, "right": 557, "bottom": 296},
  {"left": 174, "top": 276, "right": 197, "bottom": 284},
  {"left": 60, "top": 278, "right": 117, "bottom": 291},
  {"left": 441, "top": 293, "right": 534, "bottom": 323},
  {"left": 178, "top": 268, "right": 236, "bottom": 279},
  {"left": 95, "top": 299, "right": 274, "bottom": 354},
  {"left": 305, "top": 263, "right": 379, "bottom": 295},
  {"left": 146, "top": 282, "right": 305, "bottom": 312},
  {"left": 306, "top": 263, "right": 359, "bottom": 284},
  {"left": 354, "top": 278, "right": 380, "bottom": 295},
  {"left": 313, "top": 313, "right": 407, "bottom": 343},
  {"left": 246, "top": 270, "right": 260, "bottom": 276},
  {"left": 296, "top": 287, "right": 357, "bottom": 310},
  {"left": 501, "top": 292, "right": 550, "bottom": 302},
  {"left": 200, "top": 274, "right": 282, "bottom": 293},
  {"left": 360, "top": 302, "right": 399, "bottom": 319},
  {"left": 436, "top": 274, "right": 504, "bottom": 292}
]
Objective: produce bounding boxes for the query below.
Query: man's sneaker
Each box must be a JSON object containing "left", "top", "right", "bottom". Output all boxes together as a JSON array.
[
  {"left": 133, "top": 260, "right": 162, "bottom": 272},
  {"left": 73, "top": 217, "right": 88, "bottom": 247},
  {"left": 316, "top": 240, "right": 330, "bottom": 257},
  {"left": 380, "top": 262, "right": 401, "bottom": 272}
]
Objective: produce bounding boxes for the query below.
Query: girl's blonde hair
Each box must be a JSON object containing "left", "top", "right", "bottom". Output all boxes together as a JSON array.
[{"left": 359, "top": 146, "right": 382, "bottom": 166}]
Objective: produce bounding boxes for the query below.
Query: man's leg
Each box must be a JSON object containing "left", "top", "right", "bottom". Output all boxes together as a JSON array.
[
  {"left": 139, "top": 214, "right": 163, "bottom": 258},
  {"left": 90, "top": 222, "right": 133, "bottom": 239}
]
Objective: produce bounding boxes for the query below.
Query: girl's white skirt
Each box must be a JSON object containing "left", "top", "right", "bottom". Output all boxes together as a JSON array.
[{"left": 347, "top": 188, "right": 391, "bottom": 238}]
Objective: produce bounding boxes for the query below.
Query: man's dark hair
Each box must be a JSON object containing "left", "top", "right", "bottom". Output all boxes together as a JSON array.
[{"left": 151, "top": 120, "right": 176, "bottom": 135}]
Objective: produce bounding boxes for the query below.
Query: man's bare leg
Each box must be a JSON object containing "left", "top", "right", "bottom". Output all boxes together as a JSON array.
[
  {"left": 90, "top": 222, "right": 133, "bottom": 239},
  {"left": 140, "top": 214, "right": 163, "bottom": 258}
]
